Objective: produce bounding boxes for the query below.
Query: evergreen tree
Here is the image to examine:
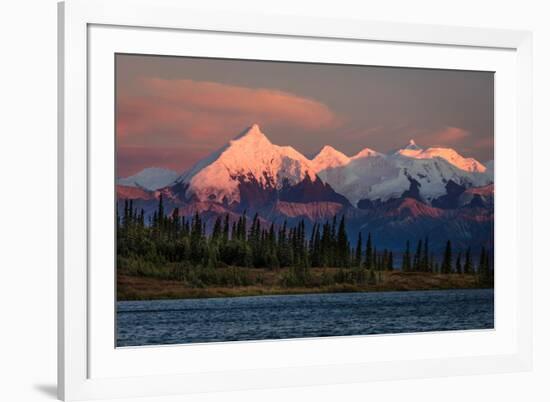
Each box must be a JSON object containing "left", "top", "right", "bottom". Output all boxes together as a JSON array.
[
  {"left": 138, "top": 208, "right": 145, "bottom": 228},
  {"left": 365, "top": 233, "right": 373, "bottom": 270},
  {"left": 413, "top": 239, "right": 422, "bottom": 272},
  {"left": 336, "top": 215, "right": 349, "bottom": 267},
  {"left": 402, "top": 240, "right": 411, "bottom": 272},
  {"left": 122, "top": 199, "right": 129, "bottom": 229},
  {"left": 478, "top": 246, "right": 492, "bottom": 285},
  {"left": 442, "top": 240, "right": 453, "bottom": 274},
  {"left": 157, "top": 194, "right": 164, "bottom": 228},
  {"left": 320, "top": 221, "right": 331, "bottom": 267},
  {"left": 330, "top": 216, "right": 337, "bottom": 266},
  {"left": 211, "top": 216, "right": 222, "bottom": 242},
  {"left": 222, "top": 214, "right": 229, "bottom": 245},
  {"left": 463, "top": 247, "right": 472, "bottom": 274},
  {"left": 455, "top": 251, "right": 462, "bottom": 274},
  {"left": 231, "top": 221, "right": 237, "bottom": 240},
  {"left": 308, "top": 223, "right": 320, "bottom": 268},
  {"left": 117, "top": 200, "right": 494, "bottom": 291},
  {"left": 479, "top": 246, "right": 486, "bottom": 274},
  {"left": 354, "top": 232, "right": 363, "bottom": 268},
  {"left": 421, "top": 236, "right": 429, "bottom": 272},
  {"left": 387, "top": 251, "right": 394, "bottom": 271}
]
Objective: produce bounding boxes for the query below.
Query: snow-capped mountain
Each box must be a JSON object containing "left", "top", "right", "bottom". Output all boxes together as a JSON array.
[
  {"left": 396, "top": 140, "right": 486, "bottom": 173},
  {"left": 316, "top": 149, "right": 394, "bottom": 205},
  {"left": 311, "top": 146, "right": 353, "bottom": 191},
  {"left": 458, "top": 183, "right": 494, "bottom": 208},
  {"left": 176, "top": 124, "right": 317, "bottom": 204},
  {"left": 118, "top": 167, "right": 179, "bottom": 191},
  {"left": 314, "top": 140, "right": 491, "bottom": 206},
  {"left": 311, "top": 145, "right": 351, "bottom": 171},
  {"left": 394, "top": 139, "right": 422, "bottom": 157},
  {"left": 171, "top": 124, "right": 492, "bottom": 207},
  {"left": 118, "top": 125, "right": 494, "bottom": 252},
  {"left": 371, "top": 149, "right": 490, "bottom": 203}
]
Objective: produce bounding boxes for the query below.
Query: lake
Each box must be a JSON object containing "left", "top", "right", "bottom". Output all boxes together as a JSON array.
[{"left": 116, "top": 288, "right": 494, "bottom": 347}]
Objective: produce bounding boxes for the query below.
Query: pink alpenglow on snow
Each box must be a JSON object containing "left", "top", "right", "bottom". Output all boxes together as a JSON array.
[{"left": 154, "top": 124, "right": 494, "bottom": 207}]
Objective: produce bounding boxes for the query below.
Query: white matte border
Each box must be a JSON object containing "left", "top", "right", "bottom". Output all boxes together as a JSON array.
[
  {"left": 89, "top": 24, "right": 515, "bottom": 379},
  {"left": 59, "top": 0, "right": 532, "bottom": 400}
]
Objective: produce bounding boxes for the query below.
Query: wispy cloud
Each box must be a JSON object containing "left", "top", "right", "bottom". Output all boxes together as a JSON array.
[
  {"left": 429, "top": 126, "right": 471, "bottom": 144},
  {"left": 117, "top": 78, "right": 341, "bottom": 146},
  {"left": 406, "top": 126, "right": 472, "bottom": 149}
]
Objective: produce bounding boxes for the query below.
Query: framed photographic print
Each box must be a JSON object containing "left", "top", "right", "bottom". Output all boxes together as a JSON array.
[{"left": 58, "top": 0, "right": 533, "bottom": 400}]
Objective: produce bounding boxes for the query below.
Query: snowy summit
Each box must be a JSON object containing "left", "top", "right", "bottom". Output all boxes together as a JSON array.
[
  {"left": 118, "top": 167, "right": 179, "bottom": 191},
  {"left": 177, "top": 124, "right": 316, "bottom": 204},
  {"left": 171, "top": 125, "right": 493, "bottom": 207}
]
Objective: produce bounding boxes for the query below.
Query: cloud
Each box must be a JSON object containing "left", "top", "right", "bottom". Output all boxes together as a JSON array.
[
  {"left": 472, "top": 137, "right": 494, "bottom": 149},
  {"left": 409, "top": 126, "right": 471, "bottom": 148},
  {"left": 430, "top": 126, "right": 470, "bottom": 144},
  {"left": 117, "top": 78, "right": 341, "bottom": 146}
]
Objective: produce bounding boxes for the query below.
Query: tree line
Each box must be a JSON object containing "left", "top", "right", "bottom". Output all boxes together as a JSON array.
[{"left": 117, "top": 196, "right": 493, "bottom": 286}]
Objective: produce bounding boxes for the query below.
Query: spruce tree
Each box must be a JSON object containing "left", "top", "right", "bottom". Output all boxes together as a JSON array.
[
  {"left": 222, "top": 214, "right": 229, "bottom": 245},
  {"left": 330, "top": 216, "right": 337, "bottom": 266},
  {"left": 365, "top": 233, "right": 373, "bottom": 270},
  {"left": 231, "top": 221, "right": 237, "bottom": 241},
  {"left": 442, "top": 240, "right": 452, "bottom": 274},
  {"left": 123, "top": 199, "right": 129, "bottom": 230},
  {"left": 157, "top": 194, "right": 164, "bottom": 228},
  {"left": 402, "top": 240, "right": 411, "bottom": 272},
  {"left": 413, "top": 239, "right": 422, "bottom": 272},
  {"left": 478, "top": 246, "right": 491, "bottom": 285},
  {"left": 211, "top": 216, "right": 222, "bottom": 242},
  {"left": 463, "top": 247, "right": 472, "bottom": 274},
  {"left": 336, "top": 215, "right": 349, "bottom": 267},
  {"left": 322, "top": 221, "right": 333, "bottom": 267},
  {"left": 479, "top": 246, "right": 486, "bottom": 275},
  {"left": 312, "top": 224, "right": 321, "bottom": 268},
  {"left": 354, "top": 232, "right": 363, "bottom": 268},
  {"left": 422, "top": 236, "right": 429, "bottom": 272},
  {"left": 455, "top": 251, "right": 462, "bottom": 274},
  {"left": 139, "top": 208, "right": 145, "bottom": 228}
]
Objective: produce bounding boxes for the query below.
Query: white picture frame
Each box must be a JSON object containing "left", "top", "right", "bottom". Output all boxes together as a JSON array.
[{"left": 58, "top": 0, "right": 533, "bottom": 400}]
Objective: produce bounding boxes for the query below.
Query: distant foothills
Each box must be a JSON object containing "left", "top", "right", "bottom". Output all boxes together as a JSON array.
[{"left": 116, "top": 124, "right": 494, "bottom": 300}]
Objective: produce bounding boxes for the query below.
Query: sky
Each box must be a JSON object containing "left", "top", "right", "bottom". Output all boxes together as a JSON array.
[{"left": 116, "top": 54, "right": 494, "bottom": 177}]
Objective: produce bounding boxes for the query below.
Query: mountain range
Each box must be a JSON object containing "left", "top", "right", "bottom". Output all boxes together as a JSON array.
[
  {"left": 117, "top": 167, "right": 179, "bottom": 191},
  {"left": 117, "top": 124, "right": 494, "bottom": 253}
]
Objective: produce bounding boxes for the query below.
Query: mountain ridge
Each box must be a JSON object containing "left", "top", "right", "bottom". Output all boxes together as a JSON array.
[
  {"left": 170, "top": 124, "right": 492, "bottom": 207},
  {"left": 116, "top": 124, "right": 494, "bottom": 252}
]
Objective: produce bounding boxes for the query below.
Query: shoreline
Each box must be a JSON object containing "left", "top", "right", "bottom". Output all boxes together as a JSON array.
[{"left": 117, "top": 269, "right": 492, "bottom": 301}]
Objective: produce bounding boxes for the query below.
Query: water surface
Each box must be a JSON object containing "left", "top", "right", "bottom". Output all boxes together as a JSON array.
[{"left": 117, "top": 288, "right": 493, "bottom": 347}]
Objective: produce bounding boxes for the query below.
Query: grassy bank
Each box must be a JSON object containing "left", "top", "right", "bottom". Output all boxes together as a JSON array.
[{"left": 117, "top": 267, "right": 490, "bottom": 301}]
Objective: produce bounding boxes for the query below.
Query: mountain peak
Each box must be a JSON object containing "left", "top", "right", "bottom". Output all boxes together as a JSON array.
[
  {"left": 420, "top": 147, "right": 486, "bottom": 173},
  {"left": 405, "top": 139, "right": 421, "bottom": 150},
  {"left": 233, "top": 123, "right": 269, "bottom": 142},
  {"left": 315, "top": 145, "right": 348, "bottom": 158},
  {"left": 117, "top": 167, "right": 179, "bottom": 190},
  {"left": 180, "top": 124, "right": 316, "bottom": 204},
  {"left": 312, "top": 145, "right": 350, "bottom": 170},
  {"left": 249, "top": 123, "right": 262, "bottom": 133},
  {"left": 394, "top": 139, "right": 423, "bottom": 157},
  {"left": 352, "top": 147, "right": 380, "bottom": 159}
]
